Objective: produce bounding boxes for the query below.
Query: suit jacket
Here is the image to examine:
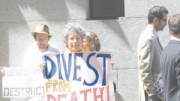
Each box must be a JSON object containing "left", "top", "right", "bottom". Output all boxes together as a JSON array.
[
  {"left": 137, "top": 25, "right": 162, "bottom": 101},
  {"left": 160, "top": 40, "right": 180, "bottom": 101}
]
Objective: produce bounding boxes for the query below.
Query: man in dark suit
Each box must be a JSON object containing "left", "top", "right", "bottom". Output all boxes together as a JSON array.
[{"left": 160, "top": 14, "right": 180, "bottom": 101}]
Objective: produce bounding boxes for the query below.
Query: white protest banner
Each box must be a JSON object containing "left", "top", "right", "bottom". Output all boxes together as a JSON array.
[
  {"left": 43, "top": 52, "right": 115, "bottom": 101},
  {"left": 2, "top": 67, "right": 45, "bottom": 98},
  {"left": 2, "top": 52, "right": 115, "bottom": 101}
]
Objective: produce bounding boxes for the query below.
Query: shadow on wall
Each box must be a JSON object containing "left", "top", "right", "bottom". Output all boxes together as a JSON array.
[
  {"left": 16, "top": 0, "right": 69, "bottom": 20},
  {"left": 102, "top": 20, "right": 132, "bottom": 51},
  {"left": 0, "top": 0, "right": 69, "bottom": 22},
  {"left": 0, "top": 0, "right": 69, "bottom": 63}
]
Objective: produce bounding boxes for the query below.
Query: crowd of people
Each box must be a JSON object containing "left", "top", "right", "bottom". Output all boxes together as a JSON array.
[
  {"left": 0, "top": 22, "right": 117, "bottom": 101},
  {"left": 0, "top": 5, "right": 180, "bottom": 101}
]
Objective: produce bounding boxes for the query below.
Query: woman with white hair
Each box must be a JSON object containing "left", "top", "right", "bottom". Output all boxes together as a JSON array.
[{"left": 64, "top": 23, "right": 86, "bottom": 52}]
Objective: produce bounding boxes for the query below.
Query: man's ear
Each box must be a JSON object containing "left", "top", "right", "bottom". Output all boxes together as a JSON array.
[{"left": 153, "top": 17, "right": 159, "bottom": 23}]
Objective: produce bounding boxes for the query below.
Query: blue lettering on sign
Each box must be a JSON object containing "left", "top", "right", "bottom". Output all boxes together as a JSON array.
[
  {"left": 44, "top": 55, "right": 56, "bottom": 79},
  {"left": 96, "top": 53, "right": 111, "bottom": 86},
  {"left": 56, "top": 54, "right": 63, "bottom": 79},
  {"left": 44, "top": 52, "right": 111, "bottom": 86},
  {"left": 73, "top": 53, "right": 83, "bottom": 81},
  {"left": 61, "top": 53, "right": 72, "bottom": 80},
  {"left": 83, "top": 52, "right": 99, "bottom": 86}
]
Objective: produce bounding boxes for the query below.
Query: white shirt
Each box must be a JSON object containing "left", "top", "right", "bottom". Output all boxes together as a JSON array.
[
  {"left": 171, "top": 35, "right": 180, "bottom": 41},
  {"left": 22, "top": 44, "right": 59, "bottom": 101},
  {"left": 147, "top": 24, "right": 162, "bottom": 49},
  {"left": 23, "top": 44, "right": 59, "bottom": 68}
]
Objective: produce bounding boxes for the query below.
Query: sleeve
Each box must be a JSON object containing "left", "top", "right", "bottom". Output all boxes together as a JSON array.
[
  {"left": 175, "top": 54, "right": 180, "bottom": 88},
  {"left": 138, "top": 39, "right": 155, "bottom": 97}
]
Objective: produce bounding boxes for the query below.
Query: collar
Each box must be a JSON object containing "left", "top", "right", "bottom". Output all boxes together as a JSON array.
[
  {"left": 147, "top": 24, "right": 159, "bottom": 38},
  {"left": 171, "top": 36, "right": 180, "bottom": 41}
]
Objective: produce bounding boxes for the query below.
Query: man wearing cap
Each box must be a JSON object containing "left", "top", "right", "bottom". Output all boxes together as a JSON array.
[
  {"left": 23, "top": 24, "right": 59, "bottom": 68},
  {"left": 23, "top": 24, "right": 59, "bottom": 101},
  {"left": 0, "top": 24, "right": 59, "bottom": 73},
  {"left": 32, "top": 24, "right": 59, "bottom": 53},
  {"left": 0, "top": 24, "right": 59, "bottom": 101}
]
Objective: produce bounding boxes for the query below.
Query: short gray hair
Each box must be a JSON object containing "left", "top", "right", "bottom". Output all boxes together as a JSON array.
[
  {"left": 64, "top": 23, "right": 86, "bottom": 43},
  {"left": 168, "top": 14, "right": 180, "bottom": 35}
]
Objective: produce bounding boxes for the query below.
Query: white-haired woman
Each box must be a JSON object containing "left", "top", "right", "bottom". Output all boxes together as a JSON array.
[
  {"left": 64, "top": 23, "right": 86, "bottom": 52},
  {"left": 40, "top": 23, "right": 86, "bottom": 70}
]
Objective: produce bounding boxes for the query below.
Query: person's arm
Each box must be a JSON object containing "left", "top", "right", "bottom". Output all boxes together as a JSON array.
[{"left": 138, "top": 39, "right": 155, "bottom": 97}]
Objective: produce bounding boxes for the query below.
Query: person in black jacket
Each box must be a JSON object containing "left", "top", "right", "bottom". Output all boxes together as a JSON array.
[{"left": 160, "top": 14, "right": 180, "bottom": 101}]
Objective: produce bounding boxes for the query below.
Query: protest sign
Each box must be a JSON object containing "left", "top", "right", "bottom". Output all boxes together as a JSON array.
[
  {"left": 44, "top": 52, "right": 115, "bottom": 101},
  {"left": 2, "top": 67, "right": 44, "bottom": 98},
  {"left": 2, "top": 52, "right": 115, "bottom": 101}
]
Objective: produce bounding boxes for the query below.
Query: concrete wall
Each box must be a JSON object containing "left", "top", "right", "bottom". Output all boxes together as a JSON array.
[{"left": 0, "top": 0, "right": 179, "bottom": 101}]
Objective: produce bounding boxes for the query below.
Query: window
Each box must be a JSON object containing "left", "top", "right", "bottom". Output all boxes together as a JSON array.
[{"left": 89, "top": 0, "right": 124, "bottom": 20}]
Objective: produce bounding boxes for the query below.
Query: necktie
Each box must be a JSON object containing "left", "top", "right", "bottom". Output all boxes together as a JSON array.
[{"left": 156, "top": 37, "right": 163, "bottom": 50}]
